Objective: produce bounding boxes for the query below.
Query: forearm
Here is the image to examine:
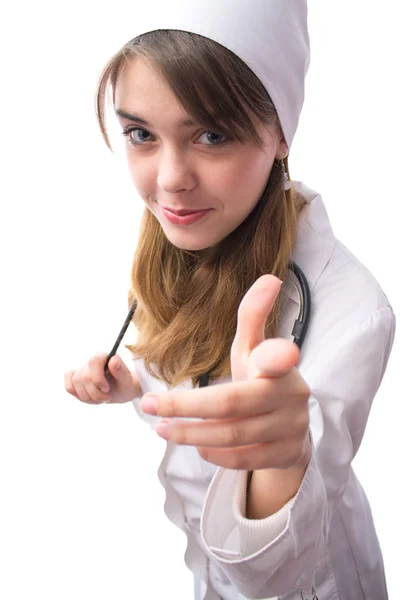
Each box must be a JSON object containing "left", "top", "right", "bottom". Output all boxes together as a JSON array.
[{"left": 246, "top": 438, "right": 311, "bottom": 520}]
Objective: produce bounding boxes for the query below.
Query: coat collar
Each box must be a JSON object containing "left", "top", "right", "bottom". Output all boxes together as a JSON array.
[{"left": 282, "top": 180, "right": 337, "bottom": 305}]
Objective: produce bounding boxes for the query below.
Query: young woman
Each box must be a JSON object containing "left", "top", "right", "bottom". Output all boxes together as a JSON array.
[{"left": 64, "top": 1, "right": 396, "bottom": 598}]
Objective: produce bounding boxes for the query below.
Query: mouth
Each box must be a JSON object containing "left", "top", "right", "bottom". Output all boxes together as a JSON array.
[
  {"left": 160, "top": 206, "right": 210, "bottom": 216},
  {"left": 160, "top": 205, "right": 213, "bottom": 226}
]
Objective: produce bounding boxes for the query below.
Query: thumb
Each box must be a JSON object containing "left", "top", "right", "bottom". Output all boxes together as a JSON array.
[
  {"left": 248, "top": 338, "right": 300, "bottom": 380},
  {"left": 234, "top": 274, "right": 283, "bottom": 357},
  {"left": 106, "top": 355, "right": 133, "bottom": 388}
]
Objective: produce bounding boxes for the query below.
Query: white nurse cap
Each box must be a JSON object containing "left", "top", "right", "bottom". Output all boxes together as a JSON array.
[{"left": 120, "top": 0, "right": 310, "bottom": 151}]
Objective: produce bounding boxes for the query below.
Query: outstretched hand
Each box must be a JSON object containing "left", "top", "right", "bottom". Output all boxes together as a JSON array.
[{"left": 141, "top": 275, "right": 311, "bottom": 471}]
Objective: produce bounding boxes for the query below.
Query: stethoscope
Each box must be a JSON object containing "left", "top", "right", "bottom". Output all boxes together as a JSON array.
[{"left": 104, "top": 261, "right": 311, "bottom": 386}]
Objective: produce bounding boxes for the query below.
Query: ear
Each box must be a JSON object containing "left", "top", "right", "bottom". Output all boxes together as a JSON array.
[{"left": 275, "top": 126, "right": 289, "bottom": 161}]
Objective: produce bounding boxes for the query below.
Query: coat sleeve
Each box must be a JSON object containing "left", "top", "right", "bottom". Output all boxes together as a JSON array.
[{"left": 200, "top": 306, "right": 396, "bottom": 598}]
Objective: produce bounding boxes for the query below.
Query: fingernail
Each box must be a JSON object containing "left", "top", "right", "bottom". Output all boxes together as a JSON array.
[
  {"left": 141, "top": 395, "right": 158, "bottom": 415},
  {"left": 100, "top": 385, "right": 110, "bottom": 393},
  {"left": 156, "top": 419, "right": 171, "bottom": 440},
  {"left": 115, "top": 358, "right": 121, "bottom": 370}
]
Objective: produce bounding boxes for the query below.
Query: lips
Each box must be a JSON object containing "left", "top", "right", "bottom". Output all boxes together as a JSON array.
[
  {"left": 161, "top": 206, "right": 212, "bottom": 226},
  {"left": 161, "top": 206, "right": 209, "bottom": 216}
]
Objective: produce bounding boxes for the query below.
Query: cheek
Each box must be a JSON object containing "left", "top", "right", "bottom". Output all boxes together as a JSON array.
[{"left": 216, "top": 154, "right": 270, "bottom": 206}]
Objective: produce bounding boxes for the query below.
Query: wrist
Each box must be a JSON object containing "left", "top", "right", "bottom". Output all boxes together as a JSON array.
[{"left": 246, "top": 433, "right": 311, "bottom": 519}]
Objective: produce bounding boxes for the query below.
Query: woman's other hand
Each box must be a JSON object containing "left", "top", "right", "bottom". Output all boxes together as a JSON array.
[{"left": 64, "top": 353, "right": 138, "bottom": 405}]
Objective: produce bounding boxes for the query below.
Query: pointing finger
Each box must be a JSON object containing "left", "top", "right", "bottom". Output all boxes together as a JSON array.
[{"left": 140, "top": 377, "right": 292, "bottom": 419}]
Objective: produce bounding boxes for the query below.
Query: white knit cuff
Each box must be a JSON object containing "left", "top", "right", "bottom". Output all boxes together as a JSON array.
[{"left": 232, "top": 471, "right": 295, "bottom": 557}]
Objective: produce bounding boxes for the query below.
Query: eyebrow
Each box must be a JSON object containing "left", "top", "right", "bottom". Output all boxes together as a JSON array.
[{"left": 114, "top": 108, "right": 199, "bottom": 128}]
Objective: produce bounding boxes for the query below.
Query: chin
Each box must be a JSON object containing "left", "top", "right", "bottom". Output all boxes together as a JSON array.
[{"left": 160, "top": 231, "right": 209, "bottom": 251}]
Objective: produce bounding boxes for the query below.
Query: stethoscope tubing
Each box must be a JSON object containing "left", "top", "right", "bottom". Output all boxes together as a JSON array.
[
  {"left": 288, "top": 260, "right": 311, "bottom": 350},
  {"left": 104, "top": 261, "right": 311, "bottom": 386}
]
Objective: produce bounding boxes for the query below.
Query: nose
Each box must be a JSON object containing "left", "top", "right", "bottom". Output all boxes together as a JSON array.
[{"left": 157, "top": 147, "right": 196, "bottom": 194}]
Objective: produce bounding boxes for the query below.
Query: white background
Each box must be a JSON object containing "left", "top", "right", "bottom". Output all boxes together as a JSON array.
[{"left": 1, "top": 1, "right": 399, "bottom": 598}]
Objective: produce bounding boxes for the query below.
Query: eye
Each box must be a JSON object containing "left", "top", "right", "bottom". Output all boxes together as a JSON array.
[
  {"left": 121, "top": 126, "right": 154, "bottom": 145},
  {"left": 197, "top": 131, "right": 228, "bottom": 147}
]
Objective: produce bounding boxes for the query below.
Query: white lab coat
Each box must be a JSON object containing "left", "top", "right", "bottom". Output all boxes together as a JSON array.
[{"left": 128, "top": 180, "right": 396, "bottom": 599}]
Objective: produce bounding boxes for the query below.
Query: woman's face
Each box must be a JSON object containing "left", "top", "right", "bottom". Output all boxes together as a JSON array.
[{"left": 114, "top": 57, "right": 288, "bottom": 253}]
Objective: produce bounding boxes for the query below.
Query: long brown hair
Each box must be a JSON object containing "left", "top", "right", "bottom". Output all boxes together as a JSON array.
[{"left": 95, "top": 30, "right": 309, "bottom": 388}]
